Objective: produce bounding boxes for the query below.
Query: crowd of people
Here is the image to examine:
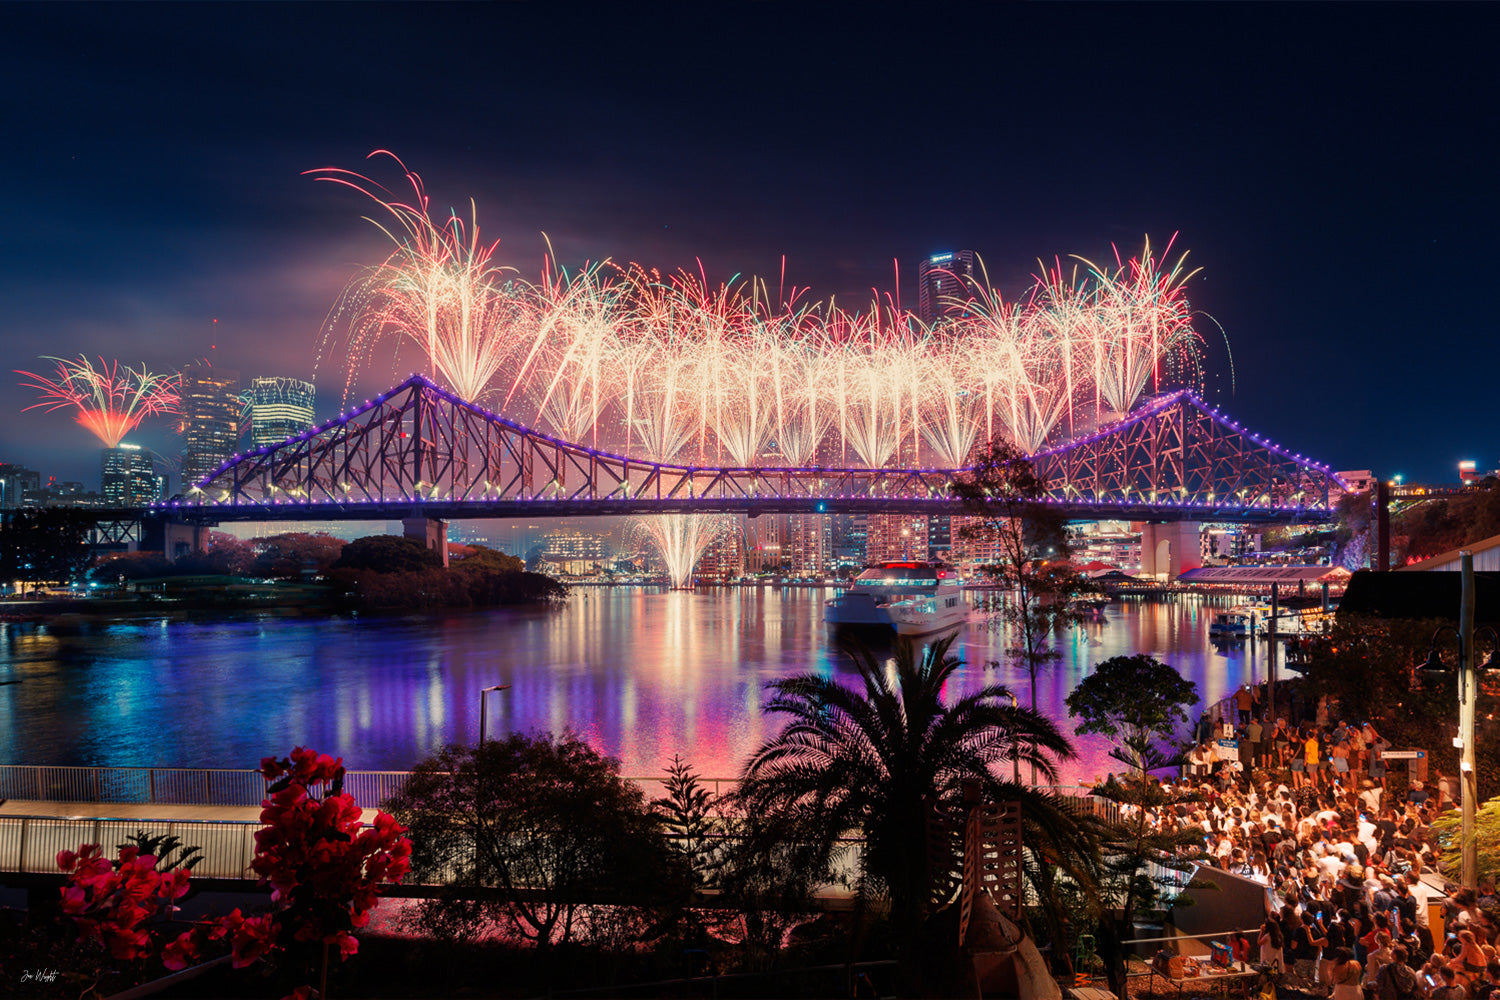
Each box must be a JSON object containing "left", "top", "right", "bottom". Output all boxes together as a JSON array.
[{"left": 1143, "top": 688, "right": 1499, "bottom": 1000}]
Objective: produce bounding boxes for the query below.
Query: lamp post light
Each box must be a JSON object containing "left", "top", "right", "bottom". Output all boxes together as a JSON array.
[
  {"left": 478, "top": 684, "right": 510, "bottom": 744},
  {"left": 1005, "top": 690, "right": 1021, "bottom": 785},
  {"left": 1420, "top": 552, "right": 1500, "bottom": 891}
]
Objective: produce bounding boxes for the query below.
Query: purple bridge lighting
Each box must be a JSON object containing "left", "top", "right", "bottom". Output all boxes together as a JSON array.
[{"left": 142, "top": 374, "right": 1346, "bottom": 525}]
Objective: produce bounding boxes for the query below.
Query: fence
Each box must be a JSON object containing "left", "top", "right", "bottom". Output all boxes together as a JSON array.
[
  {"left": 0, "top": 815, "right": 259, "bottom": 878},
  {"left": 0, "top": 765, "right": 1101, "bottom": 815},
  {"left": 0, "top": 771, "right": 1121, "bottom": 894}
]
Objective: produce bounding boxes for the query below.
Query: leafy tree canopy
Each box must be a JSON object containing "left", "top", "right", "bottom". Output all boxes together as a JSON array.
[
  {"left": 252, "top": 532, "right": 347, "bottom": 577},
  {"left": 331, "top": 534, "right": 440, "bottom": 575},
  {"left": 1431, "top": 795, "right": 1500, "bottom": 887},
  {"left": 1066, "top": 654, "right": 1198, "bottom": 763},
  {"left": 449, "top": 543, "right": 524, "bottom": 575},
  {"left": 383, "top": 732, "right": 681, "bottom": 949}
]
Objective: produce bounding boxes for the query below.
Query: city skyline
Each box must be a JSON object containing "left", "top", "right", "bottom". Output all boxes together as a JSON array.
[{"left": 2, "top": 4, "right": 1496, "bottom": 485}]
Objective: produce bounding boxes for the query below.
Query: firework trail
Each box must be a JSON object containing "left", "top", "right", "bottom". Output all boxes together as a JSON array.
[
  {"left": 1074, "top": 234, "right": 1203, "bottom": 415},
  {"left": 17, "top": 356, "right": 181, "bottom": 448},
  {"left": 312, "top": 157, "right": 1216, "bottom": 468},
  {"left": 308, "top": 151, "right": 523, "bottom": 404},
  {"left": 633, "top": 513, "right": 737, "bottom": 589}
]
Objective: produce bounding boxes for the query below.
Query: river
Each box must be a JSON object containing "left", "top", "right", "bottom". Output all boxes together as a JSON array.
[{"left": 0, "top": 589, "right": 1291, "bottom": 784}]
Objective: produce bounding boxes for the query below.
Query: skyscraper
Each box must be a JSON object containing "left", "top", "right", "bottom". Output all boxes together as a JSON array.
[
  {"left": 865, "top": 514, "right": 928, "bottom": 563},
  {"left": 180, "top": 362, "right": 240, "bottom": 488},
  {"left": 101, "top": 444, "right": 161, "bottom": 506},
  {"left": 244, "top": 376, "right": 316, "bottom": 449},
  {"left": 0, "top": 463, "right": 41, "bottom": 509},
  {"left": 786, "top": 512, "right": 832, "bottom": 575},
  {"left": 917, "top": 250, "right": 977, "bottom": 325}
]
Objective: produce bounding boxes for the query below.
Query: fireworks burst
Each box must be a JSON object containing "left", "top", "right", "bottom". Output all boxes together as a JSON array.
[
  {"left": 309, "top": 151, "right": 525, "bottom": 404},
  {"left": 16, "top": 356, "right": 181, "bottom": 448},
  {"left": 632, "top": 514, "right": 737, "bottom": 589},
  {"left": 314, "top": 155, "right": 1227, "bottom": 467}
]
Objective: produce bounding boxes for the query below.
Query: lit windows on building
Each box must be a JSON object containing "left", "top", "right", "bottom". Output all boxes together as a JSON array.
[
  {"left": 180, "top": 362, "right": 240, "bottom": 488},
  {"left": 917, "top": 250, "right": 976, "bottom": 325},
  {"left": 244, "top": 376, "right": 315, "bottom": 449},
  {"left": 101, "top": 444, "right": 162, "bottom": 506},
  {"left": 866, "top": 514, "right": 929, "bottom": 564}
]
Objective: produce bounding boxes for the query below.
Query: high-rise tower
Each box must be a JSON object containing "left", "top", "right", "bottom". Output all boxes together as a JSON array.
[
  {"left": 101, "top": 444, "right": 162, "bottom": 506},
  {"left": 179, "top": 362, "right": 240, "bottom": 488},
  {"left": 917, "top": 250, "right": 977, "bottom": 325},
  {"left": 244, "top": 376, "right": 316, "bottom": 449}
]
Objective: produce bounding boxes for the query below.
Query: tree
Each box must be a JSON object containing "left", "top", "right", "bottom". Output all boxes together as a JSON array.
[
  {"left": 383, "top": 733, "right": 682, "bottom": 952},
  {"left": 1066, "top": 654, "right": 1197, "bottom": 774},
  {"left": 206, "top": 531, "right": 257, "bottom": 574},
  {"left": 950, "top": 439, "right": 1095, "bottom": 778},
  {"left": 251, "top": 532, "right": 347, "bottom": 578},
  {"left": 1065, "top": 654, "right": 1204, "bottom": 996},
  {"left": 1431, "top": 795, "right": 1500, "bottom": 887},
  {"left": 735, "top": 634, "right": 1093, "bottom": 960},
  {"left": 0, "top": 508, "right": 94, "bottom": 589},
  {"left": 330, "top": 534, "right": 440, "bottom": 575},
  {"left": 449, "top": 543, "right": 524, "bottom": 575}
]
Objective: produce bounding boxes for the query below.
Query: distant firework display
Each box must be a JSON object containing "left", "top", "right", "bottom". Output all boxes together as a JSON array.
[
  {"left": 313, "top": 153, "right": 1227, "bottom": 471},
  {"left": 16, "top": 355, "right": 181, "bottom": 449}
]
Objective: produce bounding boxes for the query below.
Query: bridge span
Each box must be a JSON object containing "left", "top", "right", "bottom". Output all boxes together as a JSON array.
[{"left": 142, "top": 374, "right": 1344, "bottom": 527}]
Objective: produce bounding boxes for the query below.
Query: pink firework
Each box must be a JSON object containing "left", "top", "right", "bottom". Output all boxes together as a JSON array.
[{"left": 17, "top": 356, "right": 181, "bottom": 448}]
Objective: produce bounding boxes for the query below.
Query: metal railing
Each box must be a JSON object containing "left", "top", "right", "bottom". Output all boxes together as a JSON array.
[
  {"left": 0, "top": 815, "right": 259, "bottom": 878},
  {"left": 1, "top": 765, "right": 1111, "bottom": 817},
  {"left": 0, "top": 765, "right": 746, "bottom": 810}
]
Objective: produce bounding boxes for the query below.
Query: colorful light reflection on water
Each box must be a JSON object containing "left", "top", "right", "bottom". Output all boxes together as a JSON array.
[{"left": 0, "top": 591, "right": 1290, "bottom": 784}]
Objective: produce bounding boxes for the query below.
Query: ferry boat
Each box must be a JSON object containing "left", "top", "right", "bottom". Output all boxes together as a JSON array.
[{"left": 824, "top": 561, "right": 969, "bottom": 637}]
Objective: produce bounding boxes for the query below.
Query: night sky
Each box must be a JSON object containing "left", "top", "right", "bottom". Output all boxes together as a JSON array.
[{"left": 2, "top": 3, "right": 1495, "bottom": 488}]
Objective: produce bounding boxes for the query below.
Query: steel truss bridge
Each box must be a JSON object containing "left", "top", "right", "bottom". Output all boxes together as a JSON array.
[{"left": 137, "top": 374, "right": 1345, "bottom": 527}]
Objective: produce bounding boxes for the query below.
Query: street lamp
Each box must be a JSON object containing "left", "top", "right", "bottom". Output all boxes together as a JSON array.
[
  {"left": 478, "top": 684, "right": 510, "bottom": 744},
  {"left": 1005, "top": 691, "right": 1021, "bottom": 784},
  {"left": 1420, "top": 551, "right": 1499, "bottom": 890}
]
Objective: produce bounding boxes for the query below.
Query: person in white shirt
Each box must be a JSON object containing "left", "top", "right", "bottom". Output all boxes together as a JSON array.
[
  {"left": 1359, "top": 781, "right": 1382, "bottom": 816},
  {"left": 1317, "top": 850, "right": 1344, "bottom": 885},
  {"left": 1357, "top": 815, "right": 1379, "bottom": 857},
  {"left": 1406, "top": 871, "right": 1437, "bottom": 947}
]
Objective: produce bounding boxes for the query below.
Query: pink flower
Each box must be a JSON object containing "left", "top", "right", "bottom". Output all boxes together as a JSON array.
[
  {"left": 162, "top": 868, "right": 192, "bottom": 900},
  {"left": 229, "top": 913, "right": 277, "bottom": 968},
  {"left": 162, "top": 930, "right": 201, "bottom": 971}
]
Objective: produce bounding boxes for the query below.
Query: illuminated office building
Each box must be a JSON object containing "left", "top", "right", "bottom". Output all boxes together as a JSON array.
[
  {"left": 180, "top": 362, "right": 240, "bottom": 488},
  {"left": 244, "top": 376, "right": 315, "bottom": 449}
]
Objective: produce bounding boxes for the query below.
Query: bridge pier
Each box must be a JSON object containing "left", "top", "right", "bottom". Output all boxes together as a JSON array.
[
  {"left": 403, "top": 517, "right": 449, "bottom": 568},
  {"left": 138, "top": 517, "right": 213, "bottom": 562},
  {"left": 1139, "top": 521, "right": 1203, "bottom": 581}
]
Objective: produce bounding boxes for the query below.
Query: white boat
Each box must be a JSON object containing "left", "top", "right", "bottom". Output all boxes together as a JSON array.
[
  {"left": 824, "top": 562, "right": 969, "bottom": 636},
  {"left": 1209, "top": 609, "right": 1253, "bottom": 638}
]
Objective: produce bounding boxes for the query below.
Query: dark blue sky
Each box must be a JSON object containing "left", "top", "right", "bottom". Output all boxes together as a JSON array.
[{"left": 2, "top": 2, "right": 1495, "bottom": 486}]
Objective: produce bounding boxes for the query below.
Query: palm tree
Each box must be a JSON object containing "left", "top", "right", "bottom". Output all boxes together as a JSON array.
[{"left": 735, "top": 633, "right": 1100, "bottom": 953}]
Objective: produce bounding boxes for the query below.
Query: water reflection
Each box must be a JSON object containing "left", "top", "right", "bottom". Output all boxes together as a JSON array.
[{"left": 0, "top": 591, "right": 1285, "bottom": 783}]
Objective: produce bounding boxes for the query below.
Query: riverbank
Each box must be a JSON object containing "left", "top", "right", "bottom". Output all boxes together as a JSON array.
[{"left": 0, "top": 567, "right": 566, "bottom": 621}]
